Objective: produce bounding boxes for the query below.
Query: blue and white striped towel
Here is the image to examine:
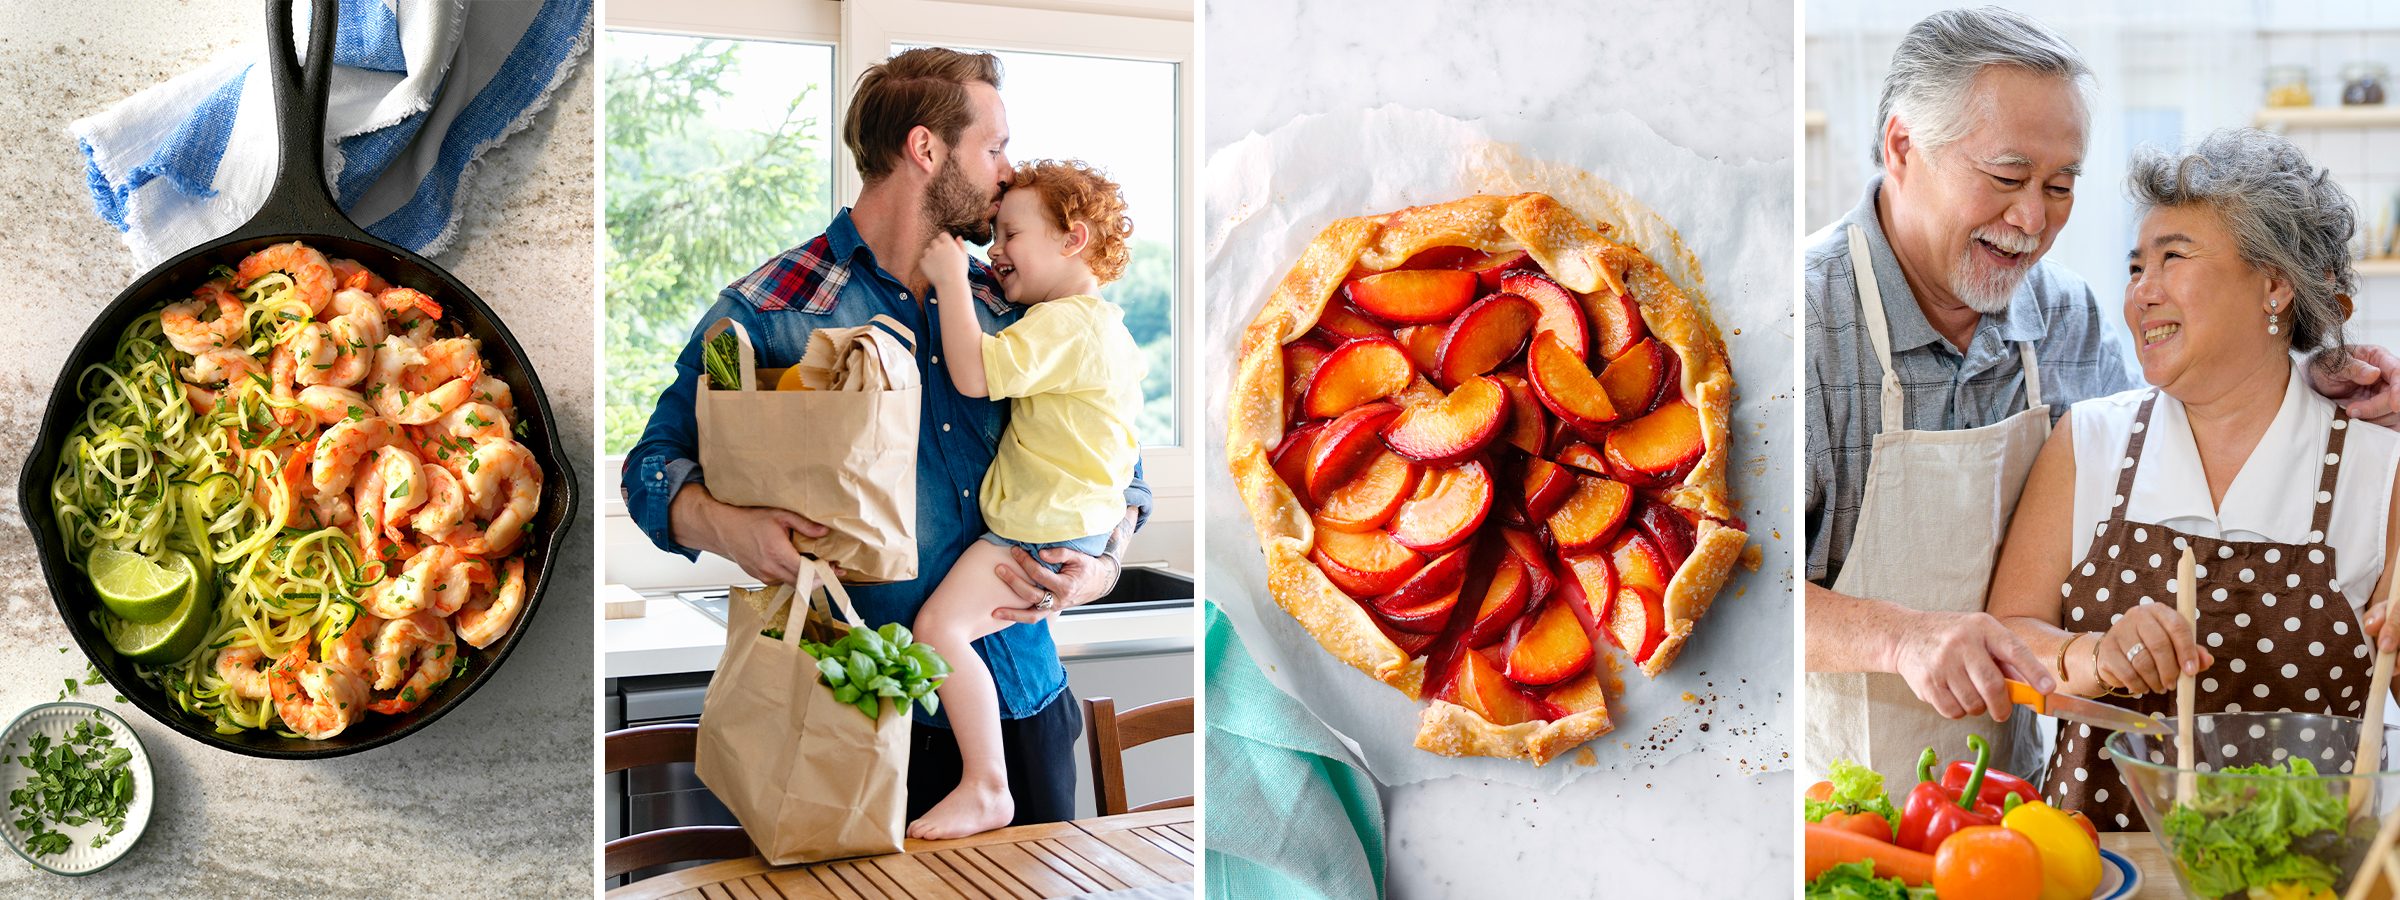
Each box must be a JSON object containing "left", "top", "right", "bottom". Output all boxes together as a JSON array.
[{"left": 72, "top": 0, "right": 590, "bottom": 266}]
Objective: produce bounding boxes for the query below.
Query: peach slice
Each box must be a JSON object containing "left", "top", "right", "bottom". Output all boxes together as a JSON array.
[
  {"left": 1388, "top": 460, "right": 1493, "bottom": 553},
  {"left": 1398, "top": 245, "right": 1488, "bottom": 271},
  {"left": 1466, "top": 250, "right": 1535, "bottom": 290},
  {"left": 1602, "top": 397, "right": 1704, "bottom": 487},
  {"left": 1598, "top": 338, "right": 1676, "bottom": 419},
  {"left": 1316, "top": 449, "right": 1421, "bottom": 532},
  {"left": 1607, "top": 530, "right": 1670, "bottom": 597},
  {"left": 1270, "top": 420, "right": 1326, "bottom": 494},
  {"left": 1605, "top": 585, "right": 1667, "bottom": 663},
  {"left": 1581, "top": 285, "right": 1648, "bottom": 362},
  {"left": 1502, "top": 272, "right": 1588, "bottom": 359},
  {"left": 1500, "top": 527, "right": 1558, "bottom": 605},
  {"left": 1464, "top": 554, "right": 1531, "bottom": 647},
  {"left": 1310, "top": 523, "right": 1425, "bottom": 597},
  {"left": 1537, "top": 669, "right": 1611, "bottom": 721},
  {"left": 1348, "top": 270, "right": 1479, "bottom": 325},
  {"left": 1506, "top": 598, "right": 1594, "bottom": 687},
  {"left": 1546, "top": 475, "right": 1632, "bottom": 552},
  {"left": 1309, "top": 296, "right": 1392, "bottom": 344},
  {"left": 1632, "top": 499, "right": 1697, "bottom": 571},
  {"left": 1525, "top": 331, "right": 1620, "bottom": 433},
  {"left": 1435, "top": 293, "right": 1537, "bottom": 387},
  {"left": 1558, "top": 550, "right": 1619, "bottom": 628},
  {"left": 1552, "top": 441, "right": 1611, "bottom": 477},
  {"left": 1371, "top": 546, "right": 1470, "bottom": 633},
  {"left": 1302, "top": 337, "right": 1414, "bottom": 420},
  {"left": 1440, "top": 648, "right": 1538, "bottom": 726},
  {"left": 1393, "top": 325, "right": 1445, "bottom": 377},
  {"left": 1305, "top": 402, "right": 1403, "bottom": 502},
  {"left": 1284, "top": 341, "right": 1333, "bottom": 415},
  {"left": 1383, "top": 376, "right": 1506, "bottom": 465},
  {"left": 1489, "top": 370, "right": 1546, "bottom": 455},
  {"left": 1378, "top": 617, "right": 1440, "bottom": 657},
  {"left": 1519, "top": 457, "right": 1574, "bottom": 523}
]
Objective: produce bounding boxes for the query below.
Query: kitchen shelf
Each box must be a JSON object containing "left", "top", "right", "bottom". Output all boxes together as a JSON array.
[
  {"left": 2254, "top": 105, "right": 2400, "bottom": 129},
  {"left": 1804, "top": 109, "right": 1826, "bottom": 134}
]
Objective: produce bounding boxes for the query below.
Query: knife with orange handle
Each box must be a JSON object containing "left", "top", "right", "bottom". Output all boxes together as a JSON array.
[{"left": 2004, "top": 679, "right": 2171, "bottom": 735}]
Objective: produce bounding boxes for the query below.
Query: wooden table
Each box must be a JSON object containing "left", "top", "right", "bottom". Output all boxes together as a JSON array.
[
  {"left": 609, "top": 808, "right": 1196, "bottom": 900},
  {"left": 2100, "top": 832, "right": 2169, "bottom": 898}
]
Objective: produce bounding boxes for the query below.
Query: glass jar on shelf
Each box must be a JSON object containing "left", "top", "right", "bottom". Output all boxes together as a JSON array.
[
  {"left": 2266, "top": 64, "right": 2314, "bottom": 108},
  {"left": 2342, "top": 63, "right": 2388, "bottom": 106}
]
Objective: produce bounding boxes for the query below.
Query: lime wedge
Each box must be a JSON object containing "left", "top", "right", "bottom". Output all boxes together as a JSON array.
[
  {"left": 89, "top": 550, "right": 192, "bottom": 624},
  {"left": 104, "top": 570, "right": 214, "bottom": 666}
]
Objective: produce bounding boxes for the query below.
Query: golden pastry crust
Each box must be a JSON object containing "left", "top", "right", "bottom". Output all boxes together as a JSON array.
[{"left": 1226, "top": 192, "right": 1747, "bottom": 762}]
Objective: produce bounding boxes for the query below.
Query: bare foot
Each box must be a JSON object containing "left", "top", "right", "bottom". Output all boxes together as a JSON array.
[{"left": 906, "top": 778, "right": 1014, "bottom": 840}]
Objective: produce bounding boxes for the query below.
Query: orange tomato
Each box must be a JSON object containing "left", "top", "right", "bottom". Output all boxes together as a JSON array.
[
  {"left": 1932, "top": 826, "right": 2044, "bottom": 900},
  {"left": 1823, "top": 811, "right": 1894, "bottom": 841},
  {"left": 1805, "top": 780, "right": 1834, "bottom": 802},
  {"left": 2065, "top": 810, "right": 2099, "bottom": 846}
]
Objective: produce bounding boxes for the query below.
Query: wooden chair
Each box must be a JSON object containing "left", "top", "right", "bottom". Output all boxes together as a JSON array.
[
  {"left": 603, "top": 723, "right": 755, "bottom": 881},
  {"left": 1083, "top": 696, "right": 1196, "bottom": 817}
]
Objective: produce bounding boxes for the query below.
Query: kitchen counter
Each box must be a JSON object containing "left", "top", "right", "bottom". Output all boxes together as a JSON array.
[
  {"left": 1206, "top": 1, "right": 1794, "bottom": 896},
  {"left": 0, "top": 2, "right": 594, "bottom": 895}
]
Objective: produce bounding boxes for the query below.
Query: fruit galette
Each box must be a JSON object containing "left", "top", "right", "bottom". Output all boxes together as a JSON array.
[{"left": 1225, "top": 193, "right": 1747, "bottom": 764}]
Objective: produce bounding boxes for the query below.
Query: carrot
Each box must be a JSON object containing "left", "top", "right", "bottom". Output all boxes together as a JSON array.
[
  {"left": 1823, "top": 811, "right": 1893, "bottom": 841},
  {"left": 1806, "top": 822, "right": 1936, "bottom": 885}
]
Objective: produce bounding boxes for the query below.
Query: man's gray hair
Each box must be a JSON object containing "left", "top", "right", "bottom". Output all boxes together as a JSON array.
[
  {"left": 2127, "top": 128, "right": 2357, "bottom": 369},
  {"left": 1874, "top": 6, "right": 2093, "bottom": 167}
]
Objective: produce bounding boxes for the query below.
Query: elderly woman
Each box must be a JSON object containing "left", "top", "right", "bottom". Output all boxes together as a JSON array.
[{"left": 1987, "top": 128, "right": 2400, "bottom": 831}]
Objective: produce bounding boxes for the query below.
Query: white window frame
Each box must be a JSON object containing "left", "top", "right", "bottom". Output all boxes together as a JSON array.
[{"left": 600, "top": 0, "right": 1196, "bottom": 590}]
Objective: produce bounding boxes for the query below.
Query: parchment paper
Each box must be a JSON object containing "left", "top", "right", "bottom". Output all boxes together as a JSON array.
[{"left": 1203, "top": 106, "right": 1795, "bottom": 789}]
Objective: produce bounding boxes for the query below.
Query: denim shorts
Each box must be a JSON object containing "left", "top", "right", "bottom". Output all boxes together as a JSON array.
[{"left": 978, "top": 531, "right": 1111, "bottom": 573}]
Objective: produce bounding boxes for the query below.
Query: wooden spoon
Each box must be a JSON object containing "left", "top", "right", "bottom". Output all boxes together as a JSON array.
[
  {"left": 2176, "top": 547, "right": 2197, "bottom": 802},
  {"left": 2351, "top": 565, "right": 2400, "bottom": 820}
]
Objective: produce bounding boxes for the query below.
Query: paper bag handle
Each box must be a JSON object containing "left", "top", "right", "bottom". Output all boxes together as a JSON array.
[
  {"left": 865, "top": 314, "right": 917, "bottom": 354},
  {"left": 700, "top": 317, "right": 762, "bottom": 393},
  {"left": 779, "top": 556, "right": 867, "bottom": 640}
]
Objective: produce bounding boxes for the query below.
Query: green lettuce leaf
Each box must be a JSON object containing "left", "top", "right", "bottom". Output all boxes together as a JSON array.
[
  {"left": 2164, "top": 758, "right": 2352, "bottom": 897},
  {"left": 1805, "top": 759, "right": 1901, "bottom": 839},
  {"left": 1805, "top": 861, "right": 1935, "bottom": 900}
]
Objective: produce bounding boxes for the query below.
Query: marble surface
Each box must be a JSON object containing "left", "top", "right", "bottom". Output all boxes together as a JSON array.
[
  {"left": 0, "top": 2, "right": 594, "bottom": 895},
  {"left": 1204, "top": 1, "right": 1795, "bottom": 896}
]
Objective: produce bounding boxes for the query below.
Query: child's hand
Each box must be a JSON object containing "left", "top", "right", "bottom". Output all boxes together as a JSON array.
[{"left": 920, "top": 233, "right": 969, "bottom": 285}]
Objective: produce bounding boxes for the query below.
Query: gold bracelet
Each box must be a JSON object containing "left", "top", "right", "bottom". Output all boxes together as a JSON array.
[{"left": 2054, "top": 632, "right": 2082, "bottom": 687}]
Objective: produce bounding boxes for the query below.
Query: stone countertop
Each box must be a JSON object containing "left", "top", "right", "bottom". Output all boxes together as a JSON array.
[
  {"left": 0, "top": 2, "right": 594, "bottom": 895},
  {"left": 1205, "top": 1, "right": 1794, "bottom": 896}
]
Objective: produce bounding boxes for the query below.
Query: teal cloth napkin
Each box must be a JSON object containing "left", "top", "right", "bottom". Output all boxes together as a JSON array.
[{"left": 1201, "top": 600, "right": 1386, "bottom": 900}]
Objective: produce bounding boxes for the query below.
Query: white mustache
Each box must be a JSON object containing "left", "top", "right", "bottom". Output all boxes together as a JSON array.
[{"left": 1973, "top": 226, "right": 2038, "bottom": 255}]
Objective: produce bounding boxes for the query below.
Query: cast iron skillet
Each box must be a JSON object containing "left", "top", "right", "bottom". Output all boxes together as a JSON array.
[{"left": 17, "top": 0, "right": 579, "bottom": 758}]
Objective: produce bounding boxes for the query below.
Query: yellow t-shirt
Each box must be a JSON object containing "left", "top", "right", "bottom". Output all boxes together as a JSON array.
[{"left": 978, "top": 294, "right": 1146, "bottom": 542}]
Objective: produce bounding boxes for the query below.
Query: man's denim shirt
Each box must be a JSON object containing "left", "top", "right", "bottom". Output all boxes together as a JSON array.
[{"left": 621, "top": 209, "right": 1153, "bottom": 722}]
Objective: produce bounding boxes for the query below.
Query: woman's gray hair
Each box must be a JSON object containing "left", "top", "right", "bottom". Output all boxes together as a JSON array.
[
  {"left": 2127, "top": 129, "right": 2357, "bottom": 368},
  {"left": 1875, "top": 6, "right": 2093, "bottom": 167}
]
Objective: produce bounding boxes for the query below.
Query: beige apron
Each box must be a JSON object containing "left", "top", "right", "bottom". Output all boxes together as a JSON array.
[{"left": 1804, "top": 225, "right": 2054, "bottom": 790}]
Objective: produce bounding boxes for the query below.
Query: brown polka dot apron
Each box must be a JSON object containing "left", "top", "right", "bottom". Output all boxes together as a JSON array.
[{"left": 2045, "top": 390, "right": 2372, "bottom": 831}]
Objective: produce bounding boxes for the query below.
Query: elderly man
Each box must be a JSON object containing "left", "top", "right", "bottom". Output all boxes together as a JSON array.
[
  {"left": 621, "top": 47, "right": 1149, "bottom": 827},
  {"left": 1802, "top": 7, "right": 2400, "bottom": 787}
]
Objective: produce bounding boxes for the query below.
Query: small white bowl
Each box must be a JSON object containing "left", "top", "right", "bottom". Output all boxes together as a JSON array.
[{"left": 0, "top": 702, "right": 155, "bottom": 876}]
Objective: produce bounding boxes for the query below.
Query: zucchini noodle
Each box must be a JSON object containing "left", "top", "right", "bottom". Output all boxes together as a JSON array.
[{"left": 52, "top": 268, "right": 446, "bottom": 738}]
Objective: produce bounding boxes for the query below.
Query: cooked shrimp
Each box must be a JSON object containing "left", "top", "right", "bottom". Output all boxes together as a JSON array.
[
  {"left": 236, "top": 241, "right": 337, "bottom": 317},
  {"left": 377, "top": 286, "right": 442, "bottom": 330},
  {"left": 354, "top": 445, "right": 426, "bottom": 544},
  {"left": 246, "top": 439, "right": 311, "bottom": 523},
  {"left": 471, "top": 373, "right": 514, "bottom": 416},
  {"left": 160, "top": 278, "right": 248, "bottom": 355},
  {"left": 410, "top": 464, "right": 469, "bottom": 540},
  {"left": 268, "top": 642, "right": 367, "bottom": 740},
  {"left": 323, "top": 613, "right": 378, "bottom": 682},
  {"left": 435, "top": 401, "right": 509, "bottom": 444},
  {"left": 359, "top": 542, "right": 451, "bottom": 619},
  {"left": 181, "top": 347, "right": 260, "bottom": 386},
  {"left": 319, "top": 288, "right": 384, "bottom": 387},
  {"left": 214, "top": 646, "right": 272, "bottom": 701},
  {"left": 454, "top": 557, "right": 526, "bottom": 649},
  {"left": 366, "top": 614, "right": 456, "bottom": 716},
  {"left": 328, "top": 258, "right": 390, "bottom": 295},
  {"left": 311, "top": 415, "right": 401, "bottom": 495},
  {"left": 266, "top": 340, "right": 305, "bottom": 429},
  {"left": 460, "top": 438, "right": 541, "bottom": 555},
  {"left": 297, "top": 384, "right": 370, "bottom": 426},
  {"left": 301, "top": 488, "right": 354, "bottom": 530},
  {"left": 283, "top": 320, "right": 339, "bottom": 389}
]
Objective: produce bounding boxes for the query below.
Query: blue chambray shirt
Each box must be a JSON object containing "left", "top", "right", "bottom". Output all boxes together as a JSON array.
[{"left": 622, "top": 209, "right": 1154, "bottom": 722}]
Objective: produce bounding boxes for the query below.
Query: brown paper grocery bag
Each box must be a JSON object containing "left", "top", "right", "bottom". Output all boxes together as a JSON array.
[
  {"left": 694, "top": 558, "right": 911, "bottom": 864},
  {"left": 696, "top": 316, "right": 920, "bottom": 582}
]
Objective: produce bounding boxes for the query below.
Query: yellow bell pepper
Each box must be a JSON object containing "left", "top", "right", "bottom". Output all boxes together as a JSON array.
[{"left": 2002, "top": 799, "right": 2102, "bottom": 900}]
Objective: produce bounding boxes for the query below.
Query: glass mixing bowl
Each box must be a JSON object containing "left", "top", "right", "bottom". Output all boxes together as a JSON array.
[{"left": 2110, "top": 712, "right": 2400, "bottom": 899}]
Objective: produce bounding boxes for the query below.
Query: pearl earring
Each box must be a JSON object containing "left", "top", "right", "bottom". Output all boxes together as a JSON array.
[{"left": 2267, "top": 305, "right": 2280, "bottom": 335}]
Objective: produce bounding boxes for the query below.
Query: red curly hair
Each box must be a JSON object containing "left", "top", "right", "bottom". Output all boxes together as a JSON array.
[{"left": 1006, "top": 159, "right": 1133, "bottom": 284}]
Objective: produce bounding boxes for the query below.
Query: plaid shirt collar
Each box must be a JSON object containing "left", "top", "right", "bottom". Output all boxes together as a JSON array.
[
  {"left": 1843, "top": 175, "right": 2049, "bottom": 354},
  {"left": 729, "top": 208, "right": 1012, "bottom": 316}
]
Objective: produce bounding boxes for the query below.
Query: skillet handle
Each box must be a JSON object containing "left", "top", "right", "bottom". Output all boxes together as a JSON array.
[{"left": 253, "top": 0, "right": 367, "bottom": 240}]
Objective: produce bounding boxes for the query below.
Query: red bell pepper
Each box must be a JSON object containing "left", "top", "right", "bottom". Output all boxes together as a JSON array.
[
  {"left": 1940, "top": 756, "right": 2038, "bottom": 810},
  {"left": 1896, "top": 735, "right": 2008, "bottom": 853}
]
